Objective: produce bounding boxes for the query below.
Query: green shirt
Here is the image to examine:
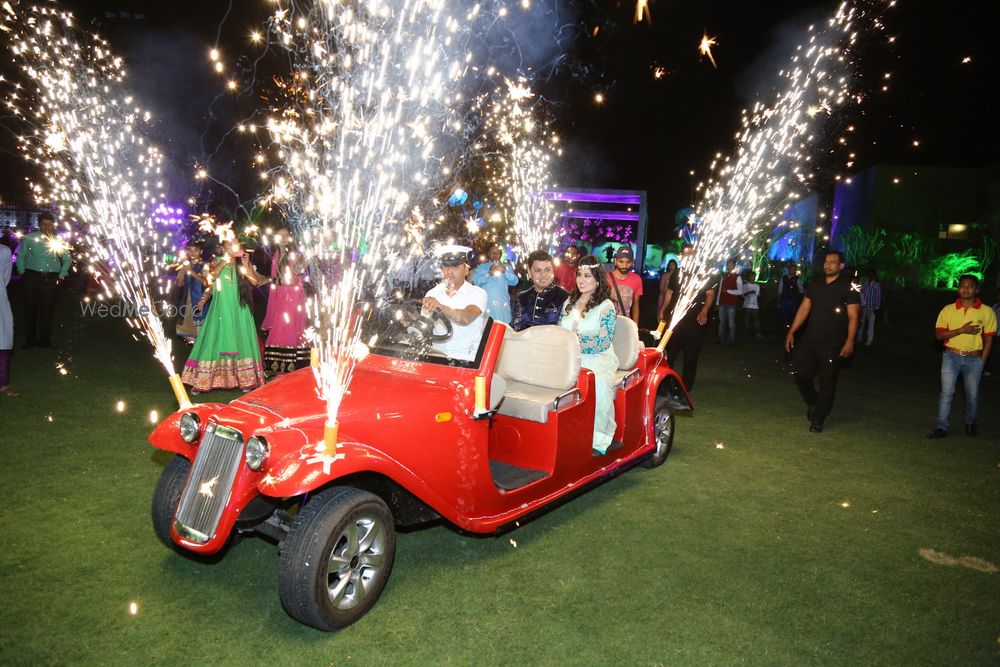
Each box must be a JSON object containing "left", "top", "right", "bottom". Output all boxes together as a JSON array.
[{"left": 16, "top": 231, "right": 72, "bottom": 278}]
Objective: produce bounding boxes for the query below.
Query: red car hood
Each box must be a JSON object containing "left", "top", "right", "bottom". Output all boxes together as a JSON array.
[
  {"left": 229, "top": 359, "right": 429, "bottom": 435},
  {"left": 231, "top": 367, "right": 325, "bottom": 423}
]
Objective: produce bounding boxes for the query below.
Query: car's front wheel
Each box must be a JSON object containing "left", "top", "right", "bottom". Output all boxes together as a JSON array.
[
  {"left": 641, "top": 397, "right": 674, "bottom": 468},
  {"left": 278, "top": 487, "right": 396, "bottom": 631},
  {"left": 151, "top": 455, "right": 190, "bottom": 548}
]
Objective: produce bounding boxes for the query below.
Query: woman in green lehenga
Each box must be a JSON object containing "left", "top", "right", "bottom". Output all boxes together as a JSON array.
[{"left": 181, "top": 245, "right": 268, "bottom": 393}]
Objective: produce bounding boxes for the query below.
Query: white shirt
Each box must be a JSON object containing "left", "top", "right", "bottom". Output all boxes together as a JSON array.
[
  {"left": 424, "top": 280, "right": 488, "bottom": 361},
  {"left": 0, "top": 245, "right": 12, "bottom": 349},
  {"left": 742, "top": 282, "right": 760, "bottom": 309}
]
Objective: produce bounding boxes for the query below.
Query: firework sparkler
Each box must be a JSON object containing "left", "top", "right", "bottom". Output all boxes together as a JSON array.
[
  {"left": 1, "top": 1, "right": 186, "bottom": 406},
  {"left": 260, "top": 0, "right": 472, "bottom": 451},
  {"left": 474, "top": 77, "right": 560, "bottom": 258},
  {"left": 660, "top": 1, "right": 880, "bottom": 350},
  {"left": 634, "top": 0, "right": 652, "bottom": 25},
  {"left": 698, "top": 32, "right": 719, "bottom": 68}
]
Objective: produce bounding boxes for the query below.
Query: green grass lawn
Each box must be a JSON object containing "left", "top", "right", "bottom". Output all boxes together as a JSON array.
[{"left": 1, "top": 303, "right": 998, "bottom": 666}]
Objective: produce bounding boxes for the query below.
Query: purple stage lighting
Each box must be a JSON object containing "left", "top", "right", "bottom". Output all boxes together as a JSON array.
[
  {"left": 541, "top": 191, "right": 642, "bottom": 206},
  {"left": 559, "top": 209, "right": 640, "bottom": 222}
]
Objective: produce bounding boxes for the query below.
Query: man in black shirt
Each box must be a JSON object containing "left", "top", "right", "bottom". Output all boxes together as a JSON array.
[
  {"left": 666, "top": 246, "right": 717, "bottom": 391},
  {"left": 784, "top": 251, "right": 861, "bottom": 433}
]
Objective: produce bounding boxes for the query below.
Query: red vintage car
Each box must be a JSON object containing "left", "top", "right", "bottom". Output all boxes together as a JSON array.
[{"left": 149, "top": 308, "right": 692, "bottom": 631}]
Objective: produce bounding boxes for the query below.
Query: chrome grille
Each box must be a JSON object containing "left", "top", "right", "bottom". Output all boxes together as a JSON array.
[{"left": 173, "top": 422, "right": 243, "bottom": 544}]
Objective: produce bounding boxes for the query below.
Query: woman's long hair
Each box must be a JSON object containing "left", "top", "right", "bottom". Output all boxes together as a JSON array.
[
  {"left": 237, "top": 266, "right": 254, "bottom": 310},
  {"left": 217, "top": 247, "right": 255, "bottom": 310},
  {"left": 565, "top": 255, "right": 613, "bottom": 317},
  {"left": 275, "top": 232, "right": 298, "bottom": 285}
]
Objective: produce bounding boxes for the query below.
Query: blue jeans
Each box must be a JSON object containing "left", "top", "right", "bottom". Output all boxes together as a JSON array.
[
  {"left": 936, "top": 351, "right": 984, "bottom": 431},
  {"left": 718, "top": 304, "right": 737, "bottom": 344},
  {"left": 856, "top": 306, "right": 877, "bottom": 344}
]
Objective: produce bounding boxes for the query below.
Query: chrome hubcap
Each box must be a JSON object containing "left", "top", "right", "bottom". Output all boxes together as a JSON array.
[
  {"left": 654, "top": 409, "right": 672, "bottom": 456},
  {"left": 325, "top": 515, "right": 387, "bottom": 610}
]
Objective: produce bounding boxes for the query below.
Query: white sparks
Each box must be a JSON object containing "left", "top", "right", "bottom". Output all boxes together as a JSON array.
[
  {"left": 261, "top": 0, "right": 473, "bottom": 431},
  {"left": 670, "top": 5, "right": 866, "bottom": 333},
  {"left": 634, "top": 0, "right": 651, "bottom": 24},
  {"left": 699, "top": 32, "right": 719, "bottom": 68},
  {"left": 198, "top": 476, "right": 219, "bottom": 499},
  {"left": 2, "top": 3, "right": 177, "bottom": 378}
]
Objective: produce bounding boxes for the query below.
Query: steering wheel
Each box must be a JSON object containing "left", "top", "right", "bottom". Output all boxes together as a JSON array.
[{"left": 398, "top": 305, "right": 453, "bottom": 343}]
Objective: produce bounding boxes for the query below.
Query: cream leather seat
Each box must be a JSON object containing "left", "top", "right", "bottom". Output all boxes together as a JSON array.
[
  {"left": 611, "top": 316, "right": 641, "bottom": 390},
  {"left": 494, "top": 325, "right": 582, "bottom": 423}
]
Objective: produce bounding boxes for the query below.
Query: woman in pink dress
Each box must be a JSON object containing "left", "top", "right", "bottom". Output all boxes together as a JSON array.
[{"left": 261, "top": 230, "right": 310, "bottom": 374}]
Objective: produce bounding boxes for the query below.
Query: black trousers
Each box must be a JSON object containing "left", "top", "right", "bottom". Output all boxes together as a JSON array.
[
  {"left": 667, "top": 318, "right": 708, "bottom": 390},
  {"left": 22, "top": 270, "right": 60, "bottom": 345},
  {"left": 778, "top": 298, "right": 799, "bottom": 332},
  {"left": 792, "top": 341, "right": 842, "bottom": 421}
]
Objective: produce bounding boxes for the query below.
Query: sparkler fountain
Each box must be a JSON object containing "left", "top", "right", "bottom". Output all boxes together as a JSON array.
[
  {"left": 1, "top": 2, "right": 188, "bottom": 407},
  {"left": 261, "top": 0, "right": 473, "bottom": 453},
  {"left": 476, "top": 77, "right": 560, "bottom": 257},
  {"left": 657, "top": 1, "right": 884, "bottom": 353}
]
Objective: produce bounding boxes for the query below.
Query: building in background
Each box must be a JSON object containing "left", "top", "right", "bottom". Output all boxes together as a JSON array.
[
  {"left": 828, "top": 163, "right": 999, "bottom": 288},
  {"left": 830, "top": 163, "right": 1000, "bottom": 245}
]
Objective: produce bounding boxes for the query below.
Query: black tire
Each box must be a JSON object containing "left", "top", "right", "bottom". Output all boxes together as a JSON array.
[
  {"left": 151, "top": 455, "right": 191, "bottom": 548},
  {"left": 278, "top": 487, "right": 396, "bottom": 631},
  {"left": 641, "top": 397, "right": 674, "bottom": 468}
]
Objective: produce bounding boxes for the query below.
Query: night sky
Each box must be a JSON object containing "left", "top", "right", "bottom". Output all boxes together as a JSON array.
[{"left": 2, "top": 0, "right": 997, "bottom": 243}]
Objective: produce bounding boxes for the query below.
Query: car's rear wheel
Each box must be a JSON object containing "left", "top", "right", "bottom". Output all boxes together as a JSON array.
[
  {"left": 641, "top": 397, "right": 674, "bottom": 468},
  {"left": 278, "top": 487, "right": 396, "bottom": 631},
  {"left": 151, "top": 455, "right": 190, "bottom": 548}
]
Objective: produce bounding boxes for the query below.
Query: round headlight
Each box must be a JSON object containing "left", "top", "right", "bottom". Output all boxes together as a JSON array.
[
  {"left": 246, "top": 436, "right": 269, "bottom": 471},
  {"left": 179, "top": 413, "right": 201, "bottom": 443}
]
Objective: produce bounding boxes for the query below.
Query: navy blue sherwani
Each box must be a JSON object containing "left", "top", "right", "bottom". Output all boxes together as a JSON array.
[{"left": 511, "top": 285, "right": 570, "bottom": 331}]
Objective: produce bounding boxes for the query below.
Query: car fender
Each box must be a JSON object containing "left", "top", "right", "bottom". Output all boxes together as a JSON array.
[
  {"left": 655, "top": 367, "right": 693, "bottom": 415},
  {"left": 644, "top": 358, "right": 693, "bottom": 447},
  {"left": 147, "top": 404, "right": 223, "bottom": 460},
  {"left": 258, "top": 437, "right": 460, "bottom": 524}
]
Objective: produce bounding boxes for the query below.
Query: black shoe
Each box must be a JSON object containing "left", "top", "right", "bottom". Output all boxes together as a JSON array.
[
  {"left": 966, "top": 424, "right": 979, "bottom": 437},
  {"left": 809, "top": 420, "right": 824, "bottom": 433},
  {"left": 21, "top": 341, "right": 36, "bottom": 349},
  {"left": 927, "top": 428, "right": 947, "bottom": 439},
  {"left": 807, "top": 405, "right": 816, "bottom": 422},
  {"left": 38, "top": 341, "right": 54, "bottom": 349}
]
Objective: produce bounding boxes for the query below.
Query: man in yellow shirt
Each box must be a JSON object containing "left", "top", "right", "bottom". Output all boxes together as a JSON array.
[{"left": 928, "top": 275, "right": 996, "bottom": 438}]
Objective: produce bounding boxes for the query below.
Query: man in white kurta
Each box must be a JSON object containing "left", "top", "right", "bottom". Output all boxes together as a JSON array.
[{"left": 422, "top": 246, "right": 488, "bottom": 362}]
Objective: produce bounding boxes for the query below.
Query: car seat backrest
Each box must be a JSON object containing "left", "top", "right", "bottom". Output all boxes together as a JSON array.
[
  {"left": 612, "top": 316, "right": 640, "bottom": 370},
  {"left": 495, "top": 325, "right": 581, "bottom": 391}
]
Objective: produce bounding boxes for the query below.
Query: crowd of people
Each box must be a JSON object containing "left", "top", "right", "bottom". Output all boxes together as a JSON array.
[
  {"left": 1, "top": 215, "right": 997, "bottom": 444},
  {"left": 424, "top": 242, "right": 996, "bottom": 440},
  {"left": 1, "top": 212, "right": 72, "bottom": 397},
  {"left": 175, "top": 232, "right": 310, "bottom": 394},
  {"left": 420, "top": 245, "right": 623, "bottom": 454},
  {"left": 0, "top": 220, "right": 314, "bottom": 397}
]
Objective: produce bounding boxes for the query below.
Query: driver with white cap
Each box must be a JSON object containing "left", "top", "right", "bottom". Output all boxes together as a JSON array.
[{"left": 422, "top": 244, "right": 488, "bottom": 361}]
